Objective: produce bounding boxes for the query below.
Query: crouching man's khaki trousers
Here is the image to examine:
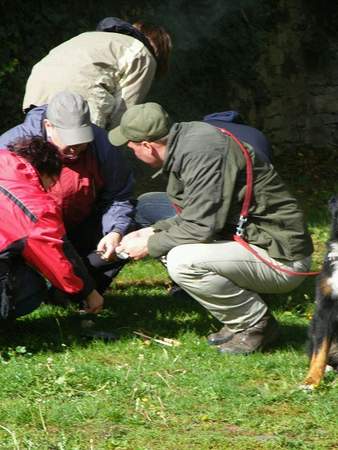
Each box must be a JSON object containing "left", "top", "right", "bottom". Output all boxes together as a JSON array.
[{"left": 166, "top": 241, "right": 311, "bottom": 332}]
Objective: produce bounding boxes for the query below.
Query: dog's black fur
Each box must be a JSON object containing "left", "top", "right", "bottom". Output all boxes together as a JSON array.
[{"left": 304, "top": 196, "right": 338, "bottom": 388}]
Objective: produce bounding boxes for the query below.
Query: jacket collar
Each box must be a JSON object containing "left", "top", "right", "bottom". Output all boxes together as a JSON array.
[
  {"left": 24, "top": 105, "right": 48, "bottom": 139},
  {"left": 161, "top": 123, "right": 181, "bottom": 173},
  {"left": 96, "top": 17, "right": 156, "bottom": 60}
]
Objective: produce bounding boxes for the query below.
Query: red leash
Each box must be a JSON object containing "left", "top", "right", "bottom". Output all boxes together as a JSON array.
[
  {"left": 233, "top": 234, "right": 320, "bottom": 276},
  {"left": 219, "top": 128, "right": 319, "bottom": 277}
]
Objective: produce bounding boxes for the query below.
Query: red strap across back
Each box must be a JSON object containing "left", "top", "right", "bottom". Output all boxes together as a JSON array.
[
  {"left": 220, "top": 128, "right": 253, "bottom": 219},
  {"left": 219, "top": 128, "right": 319, "bottom": 277}
]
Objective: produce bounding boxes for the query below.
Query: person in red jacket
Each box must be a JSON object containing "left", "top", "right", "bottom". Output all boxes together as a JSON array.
[
  {"left": 0, "top": 137, "right": 103, "bottom": 321},
  {"left": 0, "top": 91, "right": 135, "bottom": 299}
]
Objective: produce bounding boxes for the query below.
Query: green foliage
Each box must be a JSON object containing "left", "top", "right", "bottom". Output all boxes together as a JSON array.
[{"left": 0, "top": 278, "right": 337, "bottom": 448}]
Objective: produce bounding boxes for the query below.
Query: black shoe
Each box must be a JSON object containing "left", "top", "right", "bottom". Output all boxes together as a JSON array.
[
  {"left": 168, "top": 283, "right": 184, "bottom": 296},
  {"left": 0, "top": 318, "right": 15, "bottom": 334},
  {"left": 81, "top": 329, "right": 118, "bottom": 342},
  {"left": 217, "top": 312, "right": 280, "bottom": 354},
  {"left": 207, "top": 325, "right": 234, "bottom": 345},
  {"left": 167, "top": 283, "right": 193, "bottom": 300}
]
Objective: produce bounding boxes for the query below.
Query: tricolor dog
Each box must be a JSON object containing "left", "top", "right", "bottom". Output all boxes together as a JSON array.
[{"left": 303, "top": 196, "right": 338, "bottom": 388}]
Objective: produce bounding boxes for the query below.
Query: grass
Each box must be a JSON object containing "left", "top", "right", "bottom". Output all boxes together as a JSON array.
[{"left": 1, "top": 148, "right": 338, "bottom": 449}]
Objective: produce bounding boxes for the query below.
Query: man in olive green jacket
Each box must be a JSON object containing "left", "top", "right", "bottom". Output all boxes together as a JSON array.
[{"left": 109, "top": 103, "right": 314, "bottom": 354}]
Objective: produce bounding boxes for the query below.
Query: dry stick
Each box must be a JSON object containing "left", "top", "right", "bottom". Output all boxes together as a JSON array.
[
  {"left": 133, "top": 331, "right": 180, "bottom": 347},
  {"left": 156, "top": 372, "right": 171, "bottom": 388},
  {"left": 38, "top": 403, "right": 47, "bottom": 433},
  {"left": 55, "top": 317, "right": 64, "bottom": 345}
]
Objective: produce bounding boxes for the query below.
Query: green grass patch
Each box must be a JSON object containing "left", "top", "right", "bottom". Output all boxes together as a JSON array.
[
  {"left": 0, "top": 149, "right": 338, "bottom": 449},
  {"left": 0, "top": 274, "right": 337, "bottom": 449}
]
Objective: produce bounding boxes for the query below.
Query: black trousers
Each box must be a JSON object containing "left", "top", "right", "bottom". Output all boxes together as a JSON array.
[{"left": 67, "top": 212, "right": 129, "bottom": 294}]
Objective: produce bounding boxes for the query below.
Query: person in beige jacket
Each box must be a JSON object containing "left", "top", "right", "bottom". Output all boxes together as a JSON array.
[{"left": 23, "top": 17, "right": 172, "bottom": 130}]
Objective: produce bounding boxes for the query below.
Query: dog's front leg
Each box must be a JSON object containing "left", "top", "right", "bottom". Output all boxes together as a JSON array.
[
  {"left": 304, "top": 336, "right": 331, "bottom": 388},
  {"left": 303, "top": 280, "right": 334, "bottom": 389}
]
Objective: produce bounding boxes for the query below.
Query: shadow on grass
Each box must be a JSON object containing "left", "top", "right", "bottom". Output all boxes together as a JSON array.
[
  {"left": 0, "top": 290, "right": 212, "bottom": 354},
  {"left": 273, "top": 323, "right": 308, "bottom": 353},
  {"left": 262, "top": 277, "right": 316, "bottom": 312},
  {"left": 0, "top": 285, "right": 311, "bottom": 355}
]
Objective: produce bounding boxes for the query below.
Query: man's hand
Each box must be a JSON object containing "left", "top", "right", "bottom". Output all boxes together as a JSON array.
[
  {"left": 96, "top": 231, "right": 122, "bottom": 260},
  {"left": 120, "top": 227, "right": 155, "bottom": 243},
  {"left": 116, "top": 227, "right": 155, "bottom": 260},
  {"left": 84, "top": 289, "right": 104, "bottom": 314}
]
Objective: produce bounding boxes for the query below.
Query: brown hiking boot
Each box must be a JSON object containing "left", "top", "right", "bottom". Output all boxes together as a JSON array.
[
  {"left": 207, "top": 325, "right": 234, "bottom": 345},
  {"left": 217, "top": 312, "right": 280, "bottom": 354}
]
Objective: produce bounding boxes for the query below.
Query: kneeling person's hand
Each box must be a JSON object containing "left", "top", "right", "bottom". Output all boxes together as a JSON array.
[
  {"left": 96, "top": 231, "right": 122, "bottom": 260},
  {"left": 84, "top": 289, "right": 104, "bottom": 314}
]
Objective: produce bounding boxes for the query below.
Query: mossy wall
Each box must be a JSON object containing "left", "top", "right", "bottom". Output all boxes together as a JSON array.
[{"left": 1, "top": 0, "right": 338, "bottom": 151}]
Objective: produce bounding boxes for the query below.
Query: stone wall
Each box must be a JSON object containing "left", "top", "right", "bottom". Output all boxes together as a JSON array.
[
  {"left": 252, "top": 1, "right": 338, "bottom": 150},
  {"left": 148, "top": 0, "right": 338, "bottom": 151}
]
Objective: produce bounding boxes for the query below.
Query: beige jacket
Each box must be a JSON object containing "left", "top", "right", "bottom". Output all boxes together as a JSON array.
[{"left": 23, "top": 31, "right": 157, "bottom": 129}]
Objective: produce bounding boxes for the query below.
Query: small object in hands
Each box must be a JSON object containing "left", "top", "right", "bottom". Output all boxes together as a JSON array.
[
  {"left": 95, "top": 249, "right": 109, "bottom": 261},
  {"left": 81, "top": 329, "right": 118, "bottom": 342},
  {"left": 115, "top": 250, "right": 130, "bottom": 260}
]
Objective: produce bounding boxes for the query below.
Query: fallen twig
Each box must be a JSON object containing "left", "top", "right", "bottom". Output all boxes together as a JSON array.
[{"left": 133, "top": 331, "right": 181, "bottom": 347}]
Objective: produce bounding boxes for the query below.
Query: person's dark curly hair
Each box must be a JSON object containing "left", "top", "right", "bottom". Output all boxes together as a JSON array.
[{"left": 8, "top": 137, "right": 62, "bottom": 177}]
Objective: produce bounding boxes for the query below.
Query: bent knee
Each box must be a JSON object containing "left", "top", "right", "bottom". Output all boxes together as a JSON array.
[{"left": 166, "top": 245, "right": 199, "bottom": 284}]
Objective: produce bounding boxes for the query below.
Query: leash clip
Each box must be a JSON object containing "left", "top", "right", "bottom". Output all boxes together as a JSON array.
[{"left": 236, "top": 215, "right": 248, "bottom": 237}]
